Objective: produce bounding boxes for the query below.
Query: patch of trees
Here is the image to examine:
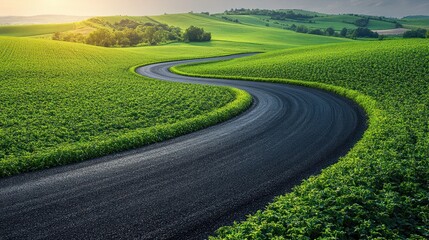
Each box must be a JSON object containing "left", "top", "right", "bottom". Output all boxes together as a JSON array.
[
  {"left": 183, "top": 26, "right": 211, "bottom": 42},
  {"left": 221, "top": 16, "right": 240, "bottom": 23},
  {"left": 224, "top": 8, "right": 312, "bottom": 21},
  {"left": 340, "top": 27, "right": 379, "bottom": 38},
  {"left": 354, "top": 17, "right": 370, "bottom": 27},
  {"left": 53, "top": 19, "right": 211, "bottom": 47},
  {"left": 285, "top": 24, "right": 379, "bottom": 39},
  {"left": 403, "top": 28, "right": 427, "bottom": 38}
]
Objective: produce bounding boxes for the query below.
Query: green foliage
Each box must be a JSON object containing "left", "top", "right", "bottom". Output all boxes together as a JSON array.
[
  {"left": 351, "top": 27, "right": 379, "bottom": 38},
  {"left": 403, "top": 28, "right": 427, "bottom": 38},
  {"left": 0, "top": 37, "right": 254, "bottom": 177},
  {"left": 53, "top": 19, "right": 183, "bottom": 47},
  {"left": 183, "top": 25, "right": 211, "bottom": 42},
  {"left": 354, "top": 17, "right": 370, "bottom": 27},
  {"left": 174, "top": 39, "right": 429, "bottom": 239}
]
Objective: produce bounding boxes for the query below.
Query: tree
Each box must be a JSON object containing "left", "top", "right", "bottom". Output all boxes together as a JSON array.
[
  {"left": 340, "top": 28, "right": 348, "bottom": 37},
  {"left": 296, "top": 25, "right": 308, "bottom": 33},
  {"left": 86, "top": 29, "right": 115, "bottom": 47},
  {"left": 355, "top": 18, "right": 369, "bottom": 27},
  {"left": 403, "top": 28, "right": 427, "bottom": 38},
  {"left": 183, "top": 26, "right": 211, "bottom": 42},
  {"left": 325, "top": 27, "right": 335, "bottom": 36},
  {"left": 351, "top": 27, "right": 379, "bottom": 38},
  {"left": 308, "top": 29, "right": 323, "bottom": 35}
]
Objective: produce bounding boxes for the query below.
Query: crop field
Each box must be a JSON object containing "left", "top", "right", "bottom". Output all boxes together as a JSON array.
[
  {"left": 0, "top": 23, "right": 76, "bottom": 37},
  {"left": 174, "top": 39, "right": 429, "bottom": 239},
  {"left": 0, "top": 36, "right": 261, "bottom": 176}
]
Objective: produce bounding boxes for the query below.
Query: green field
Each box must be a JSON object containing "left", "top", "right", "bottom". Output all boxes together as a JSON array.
[
  {"left": 0, "top": 37, "right": 261, "bottom": 176},
  {"left": 150, "top": 14, "right": 351, "bottom": 50},
  {"left": 0, "top": 23, "right": 76, "bottom": 37},
  {"left": 218, "top": 14, "right": 397, "bottom": 31},
  {"left": 400, "top": 16, "right": 429, "bottom": 29},
  {"left": 174, "top": 39, "right": 429, "bottom": 239}
]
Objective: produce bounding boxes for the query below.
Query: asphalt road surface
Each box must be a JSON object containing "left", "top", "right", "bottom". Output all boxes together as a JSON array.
[{"left": 0, "top": 54, "right": 366, "bottom": 239}]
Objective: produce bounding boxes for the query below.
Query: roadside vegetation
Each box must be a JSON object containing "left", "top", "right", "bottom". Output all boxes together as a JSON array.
[{"left": 174, "top": 39, "right": 429, "bottom": 239}]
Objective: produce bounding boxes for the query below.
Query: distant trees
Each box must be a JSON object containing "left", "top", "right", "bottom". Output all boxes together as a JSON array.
[
  {"left": 52, "top": 18, "right": 211, "bottom": 47},
  {"left": 224, "top": 8, "right": 312, "bottom": 21},
  {"left": 340, "top": 27, "right": 348, "bottom": 37},
  {"left": 354, "top": 18, "right": 370, "bottom": 27},
  {"left": 350, "top": 27, "right": 379, "bottom": 38},
  {"left": 183, "top": 26, "right": 211, "bottom": 42},
  {"left": 86, "top": 29, "right": 115, "bottom": 47},
  {"left": 403, "top": 28, "right": 427, "bottom": 38},
  {"left": 325, "top": 27, "right": 335, "bottom": 36}
]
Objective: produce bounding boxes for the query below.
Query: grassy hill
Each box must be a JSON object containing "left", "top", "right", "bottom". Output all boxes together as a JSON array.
[
  {"left": 401, "top": 16, "right": 429, "bottom": 29},
  {"left": 174, "top": 39, "right": 429, "bottom": 239},
  {"left": 151, "top": 13, "right": 350, "bottom": 50}
]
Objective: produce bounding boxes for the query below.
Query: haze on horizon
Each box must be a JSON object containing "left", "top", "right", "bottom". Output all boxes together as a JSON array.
[{"left": 0, "top": 0, "right": 428, "bottom": 18}]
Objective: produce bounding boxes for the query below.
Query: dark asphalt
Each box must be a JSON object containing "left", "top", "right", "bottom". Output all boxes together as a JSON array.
[{"left": 0, "top": 54, "right": 366, "bottom": 239}]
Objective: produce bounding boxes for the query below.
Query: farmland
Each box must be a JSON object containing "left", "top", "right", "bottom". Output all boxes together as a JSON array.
[
  {"left": 174, "top": 39, "right": 429, "bottom": 238},
  {"left": 1, "top": 8, "right": 428, "bottom": 239},
  {"left": 0, "top": 11, "right": 352, "bottom": 177},
  {"left": 0, "top": 37, "right": 258, "bottom": 176}
]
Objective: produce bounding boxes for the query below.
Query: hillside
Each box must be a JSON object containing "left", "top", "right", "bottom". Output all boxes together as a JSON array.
[
  {"left": 151, "top": 13, "right": 350, "bottom": 50},
  {"left": 174, "top": 39, "right": 429, "bottom": 238}
]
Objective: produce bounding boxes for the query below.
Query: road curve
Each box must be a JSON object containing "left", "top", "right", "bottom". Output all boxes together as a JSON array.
[{"left": 0, "top": 54, "right": 366, "bottom": 239}]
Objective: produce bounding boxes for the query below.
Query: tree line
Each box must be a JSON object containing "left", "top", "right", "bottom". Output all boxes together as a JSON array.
[
  {"left": 224, "top": 8, "right": 313, "bottom": 21},
  {"left": 52, "top": 18, "right": 211, "bottom": 47}
]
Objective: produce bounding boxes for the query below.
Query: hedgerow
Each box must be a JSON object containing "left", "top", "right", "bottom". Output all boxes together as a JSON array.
[{"left": 173, "top": 39, "right": 429, "bottom": 239}]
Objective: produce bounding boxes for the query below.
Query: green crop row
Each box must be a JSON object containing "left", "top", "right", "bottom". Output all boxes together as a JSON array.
[
  {"left": 0, "top": 37, "right": 252, "bottom": 177},
  {"left": 173, "top": 39, "right": 429, "bottom": 239}
]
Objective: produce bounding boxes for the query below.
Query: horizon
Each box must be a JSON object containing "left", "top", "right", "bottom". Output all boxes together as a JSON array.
[{"left": 0, "top": 0, "right": 428, "bottom": 18}]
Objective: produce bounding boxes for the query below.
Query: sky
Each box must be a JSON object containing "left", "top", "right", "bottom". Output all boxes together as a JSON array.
[{"left": 0, "top": 0, "right": 428, "bottom": 18}]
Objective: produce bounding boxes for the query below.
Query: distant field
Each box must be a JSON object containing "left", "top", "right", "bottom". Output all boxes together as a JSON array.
[
  {"left": 0, "top": 15, "right": 90, "bottom": 25},
  {"left": 151, "top": 14, "right": 350, "bottom": 50},
  {"left": 400, "top": 16, "right": 429, "bottom": 29},
  {"left": 174, "top": 39, "right": 429, "bottom": 239},
  {"left": 214, "top": 13, "right": 397, "bottom": 31},
  {"left": 0, "top": 23, "right": 76, "bottom": 37}
]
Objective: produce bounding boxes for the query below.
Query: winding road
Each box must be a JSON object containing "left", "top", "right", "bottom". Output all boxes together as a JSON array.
[{"left": 0, "top": 54, "right": 366, "bottom": 239}]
